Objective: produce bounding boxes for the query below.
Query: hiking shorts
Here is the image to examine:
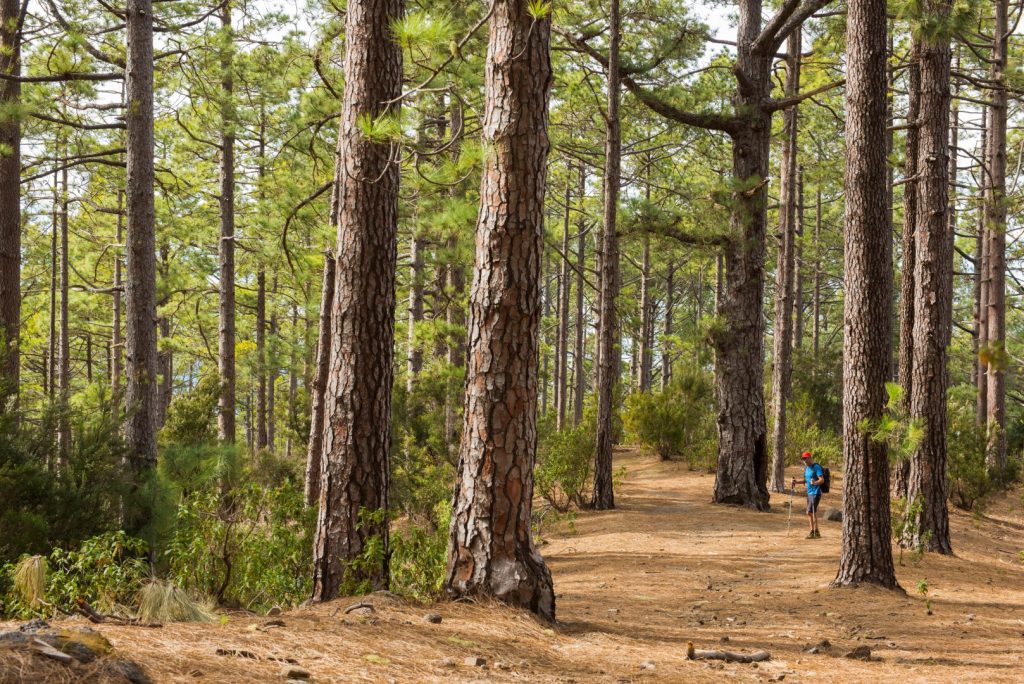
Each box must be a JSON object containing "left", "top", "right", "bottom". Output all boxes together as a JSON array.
[{"left": 806, "top": 492, "right": 821, "bottom": 514}]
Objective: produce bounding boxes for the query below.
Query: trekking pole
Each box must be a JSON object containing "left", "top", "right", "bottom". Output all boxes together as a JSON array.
[{"left": 786, "top": 486, "right": 795, "bottom": 536}]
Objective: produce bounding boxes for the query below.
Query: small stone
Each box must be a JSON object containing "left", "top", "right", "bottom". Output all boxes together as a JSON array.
[
  {"left": 769, "top": 675, "right": 786, "bottom": 682},
  {"left": 640, "top": 660, "right": 656, "bottom": 670},
  {"left": 280, "top": 665, "right": 310, "bottom": 680},
  {"left": 844, "top": 646, "right": 872, "bottom": 661},
  {"left": 817, "top": 639, "right": 831, "bottom": 649},
  {"left": 824, "top": 507, "right": 843, "bottom": 522},
  {"left": 188, "top": 671, "right": 203, "bottom": 678},
  {"left": 966, "top": 614, "right": 976, "bottom": 621},
  {"left": 495, "top": 661, "right": 511, "bottom": 670},
  {"left": 439, "top": 657, "right": 456, "bottom": 668},
  {"left": 425, "top": 613, "right": 443, "bottom": 624},
  {"left": 720, "top": 635, "right": 730, "bottom": 642},
  {"left": 465, "top": 656, "right": 486, "bottom": 667},
  {"left": 267, "top": 606, "right": 283, "bottom": 616}
]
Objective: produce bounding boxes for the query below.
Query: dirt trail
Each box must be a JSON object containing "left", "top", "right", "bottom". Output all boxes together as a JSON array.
[{"left": 5, "top": 448, "right": 1024, "bottom": 683}]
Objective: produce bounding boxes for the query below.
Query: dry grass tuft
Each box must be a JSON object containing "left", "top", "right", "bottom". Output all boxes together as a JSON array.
[
  {"left": 13, "top": 555, "right": 46, "bottom": 608},
  {"left": 135, "top": 580, "right": 212, "bottom": 624}
]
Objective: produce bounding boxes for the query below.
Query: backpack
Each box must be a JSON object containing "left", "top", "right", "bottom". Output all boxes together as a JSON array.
[{"left": 816, "top": 464, "right": 831, "bottom": 494}]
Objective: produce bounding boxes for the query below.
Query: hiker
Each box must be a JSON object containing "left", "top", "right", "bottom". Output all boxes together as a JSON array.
[{"left": 792, "top": 451, "right": 825, "bottom": 539}]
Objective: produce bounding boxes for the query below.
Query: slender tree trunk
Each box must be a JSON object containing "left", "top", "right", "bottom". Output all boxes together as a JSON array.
[
  {"left": 770, "top": 29, "right": 800, "bottom": 494},
  {"left": 833, "top": 0, "right": 898, "bottom": 589},
  {"left": 638, "top": 235, "right": 653, "bottom": 392},
  {"left": 444, "top": 0, "right": 555, "bottom": 621},
  {"left": 111, "top": 191, "right": 123, "bottom": 406},
  {"left": 255, "top": 270, "right": 267, "bottom": 450},
  {"left": 303, "top": 258, "right": 335, "bottom": 507},
  {"left": 541, "top": 256, "right": 551, "bottom": 416},
  {"left": 985, "top": 0, "right": 1008, "bottom": 471},
  {"left": 444, "top": 98, "right": 466, "bottom": 448},
  {"left": 812, "top": 187, "right": 820, "bottom": 361},
  {"left": 556, "top": 174, "right": 571, "bottom": 429},
  {"left": 311, "top": 0, "right": 404, "bottom": 600},
  {"left": 157, "top": 243, "right": 171, "bottom": 427},
  {"left": 573, "top": 172, "right": 587, "bottom": 426},
  {"left": 217, "top": 3, "right": 236, "bottom": 445},
  {"left": 268, "top": 305, "right": 277, "bottom": 451},
  {"left": 792, "top": 167, "right": 804, "bottom": 350},
  {"left": 0, "top": 0, "right": 21, "bottom": 408},
  {"left": 976, "top": 112, "right": 989, "bottom": 425},
  {"left": 287, "top": 306, "right": 298, "bottom": 457},
  {"left": 57, "top": 161, "right": 71, "bottom": 462},
  {"left": 661, "top": 261, "right": 674, "bottom": 389},
  {"left": 48, "top": 189, "right": 56, "bottom": 402},
  {"left": 124, "top": 0, "right": 159, "bottom": 527},
  {"left": 406, "top": 234, "right": 425, "bottom": 391},
  {"left": 893, "top": 42, "right": 919, "bottom": 500},
  {"left": 593, "top": 0, "right": 622, "bottom": 510},
  {"left": 905, "top": 5, "right": 953, "bottom": 555},
  {"left": 712, "top": 0, "right": 771, "bottom": 511}
]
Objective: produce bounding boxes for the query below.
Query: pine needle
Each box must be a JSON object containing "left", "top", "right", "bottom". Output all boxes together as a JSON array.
[
  {"left": 136, "top": 580, "right": 213, "bottom": 623},
  {"left": 13, "top": 555, "right": 47, "bottom": 608}
]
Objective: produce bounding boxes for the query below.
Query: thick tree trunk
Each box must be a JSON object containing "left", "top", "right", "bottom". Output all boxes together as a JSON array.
[
  {"left": 255, "top": 270, "right": 267, "bottom": 450},
  {"left": 905, "top": 7, "right": 953, "bottom": 555},
  {"left": 124, "top": 0, "right": 159, "bottom": 525},
  {"left": 593, "top": 0, "right": 622, "bottom": 511},
  {"left": 712, "top": 0, "right": 770, "bottom": 511},
  {"left": 833, "top": 0, "right": 898, "bottom": 589},
  {"left": 661, "top": 261, "right": 674, "bottom": 389},
  {"left": 770, "top": 30, "right": 800, "bottom": 494},
  {"left": 893, "top": 43, "right": 919, "bottom": 500},
  {"left": 218, "top": 4, "right": 236, "bottom": 445},
  {"left": 0, "top": 0, "right": 20, "bottom": 408},
  {"left": 556, "top": 176, "right": 571, "bottom": 430},
  {"left": 985, "top": 0, "right": 1008, "bottom": 472},
  {"left": 444, "top": 0, "right": 555, "bottom": 621},
  {"left": 573, "top": 174, "right": 587, "bottom": 426},
  {"left": 311, "top": 0, "right": 403, "bottom": 600}
]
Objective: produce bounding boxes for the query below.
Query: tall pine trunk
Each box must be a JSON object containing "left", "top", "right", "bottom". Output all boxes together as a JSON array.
[
  {"left": 573, "top": 166, "right": 587, "bottom": 425},
  {"left": 984, "top": 0, "right": 1008, "bottom": 471},
  {"left": 124, "top": 0, "right": 159, "bottom": 522},
  {"left": 833, "top": 0, "right": 898, "bottom": 588},
  {"left": 593, "top": 0, "right": 621, "bottom": 510},
  {"left": 255, "top": 270, "right": 267, "bottom": 450},
  {"left": 556, "top": 174, "right": 571, "bottom": 430},
  {"left": 56, "top": 162, "right": 71, "bottom": 462},
  {"left": 218, "top": 4, "right": 236, "bottom": 445},
  {"left": 0, "top": 0, "right": 20, "bottom": 409},
  {"left": 310, "top": 0, "right": 404, "bottom": 600},
  {"left": 904, "top": 1, "right": 953, "bottom": 555},
  {"left": 661, "top": 261, "right": 674, "bottom": 389},
  {"left": 304, "top": 254, "right": 334, "bottom": 507},
  {"left": 444, "top": 0, "right": 555, "bottom": 621},
  {"left": 770, "top": 30, "right": 800, "bottom": 494}
]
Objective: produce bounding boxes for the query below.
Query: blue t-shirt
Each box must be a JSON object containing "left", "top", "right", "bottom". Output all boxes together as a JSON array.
[{"left": 805, "top": 463, "right": 824, "bottom": 496}]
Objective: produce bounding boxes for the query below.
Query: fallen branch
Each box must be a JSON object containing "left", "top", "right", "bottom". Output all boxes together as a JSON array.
[
  {"left": 686, "top": 641, "right": 771, "bottom": 663},
  {"left": 74, "top": 598, "right": 162, "bottom": 628}
]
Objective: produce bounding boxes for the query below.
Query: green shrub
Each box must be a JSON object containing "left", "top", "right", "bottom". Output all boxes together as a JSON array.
[
  {"left": 536, "top": 417, "right": 595, "bottom": 511},
  {"left": 390, "top": 502, "right": 450, "bottom": 600},
  {"left": 622, "top": 372, "right": 715, "bottom": 469},
  {"left": 946, "top": 384, "right": 990, "bottom": 510}
]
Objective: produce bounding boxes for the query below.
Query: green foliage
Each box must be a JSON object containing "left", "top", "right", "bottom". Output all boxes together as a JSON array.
[
  {"left": 536, "top": 415, "right": 595, "bottom": 512},
  {"left": 159, "top": 374, "right": 219, "bottom": 447},
  {"left": 341, "top": 508, "right": 389, "bottom": 596},
  {"left": 622, "top": 372, "right": 715, "bottom": 470},
  {"left": 166, "top": 481, "right": 314, "bottom": 612},
  {"left": 2, "top": 531, "right": 149, "bottom": 619},
  {"left": 892, "top": 495, "right": 931, "bottom": 567},
  {"left": 946, "top": 384, "right": 991, "bottom": 511},
  {"left": 389, "top": 502, "right": 450, "bottom": 601}
]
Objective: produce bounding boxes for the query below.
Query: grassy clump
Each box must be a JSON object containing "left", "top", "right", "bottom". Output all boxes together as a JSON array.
[{"left": 136, "top": 580, "right": 213, "bottom": 623}]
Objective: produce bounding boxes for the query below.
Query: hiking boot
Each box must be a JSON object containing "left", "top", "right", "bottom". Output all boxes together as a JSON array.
[
  {"left": 813, "top": 530, "right": 821, "bottom": 539},
  {"left": 806, "top": 531, "right": 816, "bottom": 539}
]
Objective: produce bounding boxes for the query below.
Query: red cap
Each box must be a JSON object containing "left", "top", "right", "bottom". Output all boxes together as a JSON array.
[{"left": 801, "top": 451, "right": 812, "bottom": 459}]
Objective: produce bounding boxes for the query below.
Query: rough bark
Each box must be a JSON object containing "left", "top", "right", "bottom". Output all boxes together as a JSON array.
[
  {"left": 833, "top": 0, "right": 898, "bottom": 589},
  {"left": 406, "top": 234, "right": 425, "bottom": 391},
  {"left": 268, "top": 305, "right": 277, "bottom": 451},
  {"left": 711, "top": 0, "right": 771, "bottom": 511},
  {"left": 769, "top": 30, "right": 800, "bottom": 494},
  {"left": 0, "top": 0, "right": 20, "bottom": 408},
  {"left": 444, "top": 0, "right": 555, "bottom": 621},
  {"left": 111, "top": 191, "right": 123, "bottom": 407},
  {"left": 893, "top": 42, "right": 919, "bottom": 500},
  {"left": 124, "top": 0, "right": 158, "bottom": 493},
  {"left": 217, "top": 3, "right": 236, "bottom": 445},
  {"left": 311, "top": 0, "right": 403, "bottom": 600},
  {"left": 593, "top": 0, "right": 621, "bottom": 511},
  {"left": 56, "top": 161, "right": 71, "bottom": 462},
  {"left": 811, "top": 187, "right": 820, "bottom": 360},
  {"left": 638, "top": 234, "right": 653, "bottom": 392},
  {"left": 984, "top": 0, "right": 1008, "bottom": 471},
  {"left": 905, "top": 4, "right": 953, "bottom": 555},
  {"left": 792, "top": 168, "right": 804, "bottom": 350}
]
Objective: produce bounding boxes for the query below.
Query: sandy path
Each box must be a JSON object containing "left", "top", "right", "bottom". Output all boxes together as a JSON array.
[{"left": 4, "top": 447, "right": 1024, "bottom": 683}]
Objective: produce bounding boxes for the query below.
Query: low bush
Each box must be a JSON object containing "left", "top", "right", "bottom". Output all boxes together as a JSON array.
[
  {"left": 536, "top": 416, "right": 595, "bottom": 511},
  {"left": 622, "top": 372, "right": 715, "bottom": 470}
]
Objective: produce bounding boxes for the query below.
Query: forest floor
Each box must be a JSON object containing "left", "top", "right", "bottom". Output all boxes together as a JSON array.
[{"left": 4, "top": 447, "right": 1024, "bottom": 683}]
